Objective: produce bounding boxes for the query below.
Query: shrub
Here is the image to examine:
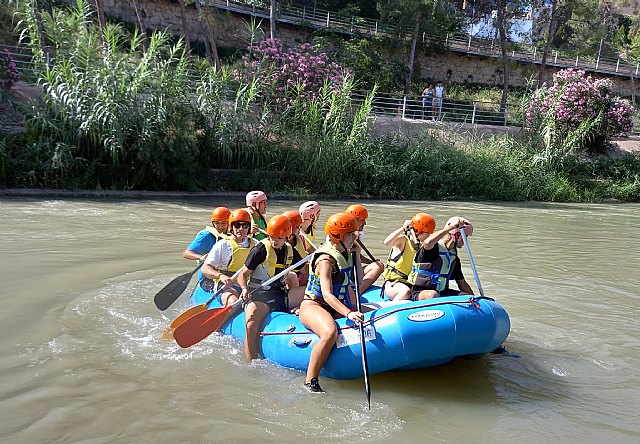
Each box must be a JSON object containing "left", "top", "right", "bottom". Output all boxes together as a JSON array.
[
  {"left": 526, "top": 69, "right": 635, "bottom": 155},
  {"left": 0, "top": 48, "right": 20, "bottom": 93},
  {"left": 233, "top": 39, "right": 347, "bottom": 109}
]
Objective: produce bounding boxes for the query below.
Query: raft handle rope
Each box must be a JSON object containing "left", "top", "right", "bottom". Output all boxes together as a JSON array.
[{"left": 261, "top": 296, "right": 494, "bottom": 336}]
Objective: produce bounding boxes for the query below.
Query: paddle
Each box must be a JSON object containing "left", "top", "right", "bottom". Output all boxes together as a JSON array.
[
  {"left": 154, "top": 261, "right": 204, "bottom": 311},
  {"left": 460, "top": 227, "right": 485, "bottom": 297},
  {"left": 356, "top": 238, "right": 377, "bottom": 263},
  {"left": 161, "top": 269, "right": 243, "bottom": 340},
  {"left": 173, "top": 253, "right": 313, "bottom": 348},
  {"left": 352, "top": 251, "right": 372, "bottom": 410}
]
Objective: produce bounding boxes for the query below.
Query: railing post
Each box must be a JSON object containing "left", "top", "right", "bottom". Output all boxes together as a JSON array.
[
  {"left": 554, "top": 51, "right": 558, "bottom": 64},
  {"left": 471, "top": 102, "right": 477, "bottom": 124},
  {"left": 422, "top": 31, "right": 425, "bottom": 43},
  {"left": 533, "top": 46, "right": 536, "bottom": 61},
  {"left": 512, "top": 50, "right": 515, "bottom": 58},
  {"left": 636, "top": 63, "right": 639, "bottom": 76},
  {"left": 575, "top": 55, "right": 578, "bottom": 67},
  {"left": 504, "top": 104, "right": 508, "bottom": 126},
  {"left": 226, "top": 0, "right": 229, "bottom": 6},
  {"left": 326, "top": 11, "right": 330, "bottom": 27},
  {"left": 616, "top": 59, "right": 620, "bottom": 72},
  {"left": 445, "top": 33, "right": 449, "bottom": 45},
  {"left": 596, "top": 55, "right": 600, "bottom": 70},
  {"left": 402, "top": 96, "right": 407, "bottom": 119},
  {"left": 302, "top": 6, "right": 305, "bottom": 20},
  {"left": 468, "top": 34, "right": 472, "bottom": 51},
  {"left": 375, "top": 20, "right": 378, "bottom": 35}
]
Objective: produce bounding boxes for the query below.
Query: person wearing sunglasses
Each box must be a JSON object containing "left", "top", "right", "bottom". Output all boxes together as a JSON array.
[
  {"left": 408, "top": 216, "right": 475, "bottom": 300},
  {"left": 200, "top": 209, "right": 257, "bottom": 306},
  {"left": 236, "top": 215, "right": 305, "bottom": 362}
]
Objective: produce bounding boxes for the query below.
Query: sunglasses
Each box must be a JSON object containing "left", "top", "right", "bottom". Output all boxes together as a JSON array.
[{"left": 233, "top": 222, "right": 251, "bottom": 229}]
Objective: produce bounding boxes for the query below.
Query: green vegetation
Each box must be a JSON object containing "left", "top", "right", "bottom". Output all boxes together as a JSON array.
[{"left": 0, "top": 0, "right": 638, "bottom": 202}]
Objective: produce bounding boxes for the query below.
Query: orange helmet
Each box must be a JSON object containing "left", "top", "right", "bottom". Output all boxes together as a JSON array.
[
  {"left": 266, "top": 215, "right": 292, "bottom": 238},
  {"left": 228, "top": 209, "right": 251, "bottom": 225},
  {"left": 346, "top": 204, "right": 368, "bottom": 220},
  {"left": 211, "top": 207, "right": 231, "bottom": 223},
  {"left": 325, "top": 213, "right": 358, "bottom": 243},
  {"left": 411, "top": 213, "right": 436, "bottom": 235},
  {"left": 281, "top": 210, "right": 303, "bottom": 230}
]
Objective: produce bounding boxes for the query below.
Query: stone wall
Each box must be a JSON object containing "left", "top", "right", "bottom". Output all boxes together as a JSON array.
[{"left": 98, "top": 0, "right": 636, "bottom": 96}]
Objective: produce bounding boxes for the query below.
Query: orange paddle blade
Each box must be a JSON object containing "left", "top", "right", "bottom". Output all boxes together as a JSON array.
[
  {"left": 173, "top": 305, "right": 234, "bottom": 348},
  {"left": 170, "top": 304, "right": 207, "bottom": 328}
]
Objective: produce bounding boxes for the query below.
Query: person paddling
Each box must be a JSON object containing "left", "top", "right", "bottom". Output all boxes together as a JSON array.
[
  {"left": 345, "top": 204, "right": 383, "bottom": 293},
  {"left": 382, "top": 213, "right": 436, "bottom": 301},
  {"left": 236, "top": 215, "right": 304, "bottom": 361},
  {"left": 299, "top": 213, "right": 366, "bottom": 394},
  {"left": 200, "top": 209, "right": 257, "bottom": 306},
  {"left": 409, "top": 216, "right": 475, "bottom": 300},
  {"left": 183, "top": 206, "right": 230, "bottom": 281},
  {"left": 246, "top": 190, "right": 268, "bottom": 241}
]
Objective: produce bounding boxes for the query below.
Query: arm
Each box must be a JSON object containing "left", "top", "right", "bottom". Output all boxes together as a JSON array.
[
  {"left": 236, "top": 265, "right": 252, "bottom": 301},
  {"left": 201, "top": 242, "right": 233, "bottom": 286},
  {"left": 423, "top": 216, "right": 467, "bottom": 250},
  {"left": 456, "top": 279, "right": 474, "bottom": 295},
  {"left": 383, "top": 219, "right": 412, "bottom": 248},
  {"left": 183, "top": 249, "right": 206, "bottom": 261}
]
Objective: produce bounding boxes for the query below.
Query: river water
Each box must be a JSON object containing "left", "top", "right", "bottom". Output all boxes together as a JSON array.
[{"left": 1, "top": 197, "right": 638, "bottom": 443}]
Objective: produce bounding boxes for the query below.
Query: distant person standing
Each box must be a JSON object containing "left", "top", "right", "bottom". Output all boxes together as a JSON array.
[
  {"left": 433, "top": 81, "right": 445, "bottom": 120},
  {"left": 421, "top": 85, "right": 434, "bottom": 119}
]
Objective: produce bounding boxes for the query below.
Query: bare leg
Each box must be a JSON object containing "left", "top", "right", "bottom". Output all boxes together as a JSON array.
[
  {"left": 359, "top": 261, "right": 384, "bottom": 293},
  {"left": 384, "top": 281, "right": 412, "bottom": 301},
  {"left": 299, "top": 300, "right": 338, "bottom": 383},
  {"left": 287, "top": 286, "right": 305, "bottom": 312},
  {"left": 243, "top": 300, "right": 269, "bottom": 361},
  {"left": 418, "top": 289, "right": 438, "bottom": 300}
]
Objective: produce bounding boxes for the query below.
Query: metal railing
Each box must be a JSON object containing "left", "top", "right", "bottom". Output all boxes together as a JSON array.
[
  {"left": 208, "top": 0, "right": 640, "bottom": 80},
  {"left": 353, "top": 91, "right": 523, "bottom": 127}
]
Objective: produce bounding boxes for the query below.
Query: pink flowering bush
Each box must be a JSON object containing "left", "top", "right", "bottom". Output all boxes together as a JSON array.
[
  {"left": 233, "top": 39, "right": 347, "bottom": 109},
  {"left": 0, "top": 49, "right": 20, "bottom": 93},
  {"left": 526, "top": 69, "right": 635, "bottom": 153}
]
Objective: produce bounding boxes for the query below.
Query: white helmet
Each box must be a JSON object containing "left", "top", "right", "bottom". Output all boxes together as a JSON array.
[
  {"left": 299, "top": 201, "right": 321, "bottom": 220},
  {"left": 246, "top": 190, "right": 267, "bottom": 207},
  {"left": 445, "top": 216, "right": 473, "bottom": 237}
]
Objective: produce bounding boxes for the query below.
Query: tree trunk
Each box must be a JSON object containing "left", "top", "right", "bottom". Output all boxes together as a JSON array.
[
  {"left": 619, "top": 28, "right": 637, "bottom": 106},
  {"left": 537, "top": 0, "right": 558, "bottom": 87},
  {"left": 131, "top": 0, "right": 148, "bottom": 52},
  {"left": 404, "top": 11, "right": 421, "bottom": 96},
  {"left": 177, "top": 0, "right": 192, "bottom": 57},
  {"left": 496, "top": 0, "right": 510, "bottom": 114},
  {"left": 195, "top": 0, "right": 221, "bottom": 70},
  {"left": 41, "top": 0, "right": 53, "bottom": 18},
  {"left": 94, "top": 0, "right": 106, "bottom": 33},
  {"left": 32, "top": 0, "right": 47, "bottom": 60},
  {"left": 270, "top": 0, "right": 277, "bottom": 40}
]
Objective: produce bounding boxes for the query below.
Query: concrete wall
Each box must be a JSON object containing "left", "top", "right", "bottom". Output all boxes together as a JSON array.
[{"left": 98, "top": 0, "right": 636, "bottom": 97}]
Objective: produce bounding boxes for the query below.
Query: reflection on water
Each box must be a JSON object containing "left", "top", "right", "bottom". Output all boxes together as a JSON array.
[{"left": 1, "top": 198, "right": 639, "bottom": 443}]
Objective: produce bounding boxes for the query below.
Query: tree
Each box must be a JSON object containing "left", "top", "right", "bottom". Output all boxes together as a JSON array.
[
  {"left": 537, "top": 0, "right": 559, "bottom": 87},
  {"left": 177, "top": 0, "right": 192, "bottom": 56},
  {"left": 495, "top": 0, "right": 510, "bottom": 113},
  {"left": 194, "top": 0, "right": 221, "bottom": 70},
  {"left": 270, "top": 0, "right": 277, "bottom": 40},
  {"left": 131, "top": 0, "right": 148, "bottom": 52}
]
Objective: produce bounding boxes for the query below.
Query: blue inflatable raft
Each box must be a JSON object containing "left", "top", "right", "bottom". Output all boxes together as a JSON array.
[{"left": 191, "top": 285, "right": 510, "bottom": 380}]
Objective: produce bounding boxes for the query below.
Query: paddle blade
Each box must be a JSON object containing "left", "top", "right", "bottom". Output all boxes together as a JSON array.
[
  {"left": 154, "top": 268, "right": 197, "bottom": 311},
  {"left": 173, "top": 305, "right": 234, "bottom": 348},
  {"left": 160, "top": 304, "right": 208, "bottom": 340}
]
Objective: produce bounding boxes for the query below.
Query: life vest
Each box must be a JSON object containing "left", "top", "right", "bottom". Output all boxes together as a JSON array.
[
  {"left": 200, "top": 237, "right": 256, "bottom": 292},
  {"left": 305, "top": 242, "right": 353, "bottom": 309},
  {"left": 382, "top": 237, "right": 416, "bottom": 285},
  {"left": 409, "top": 242, "right": 457, "bottom": 292},
  {"left": 251, "top": 210, "right": 267, "bottom": 241},
  {"left": 290, "top": 234, "right": 307, "bottom": 258},
  {"left": 204, "top": 226, "right": 229, "bottom": 241},
  {"left": 302, "top": 225, "right": 316, "bottom": 244},
  {"left": 249, "top": 238, "right": 294, "bottom": 288}
]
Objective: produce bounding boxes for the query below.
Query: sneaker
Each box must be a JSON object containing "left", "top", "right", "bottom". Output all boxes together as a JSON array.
[{"left": 304, "top": 378, "right": 325, "bottom": 394}]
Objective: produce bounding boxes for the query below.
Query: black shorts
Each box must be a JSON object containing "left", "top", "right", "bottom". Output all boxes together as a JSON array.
[{"left": 248, "top": 288, "right": 289, "bottom": 313}]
